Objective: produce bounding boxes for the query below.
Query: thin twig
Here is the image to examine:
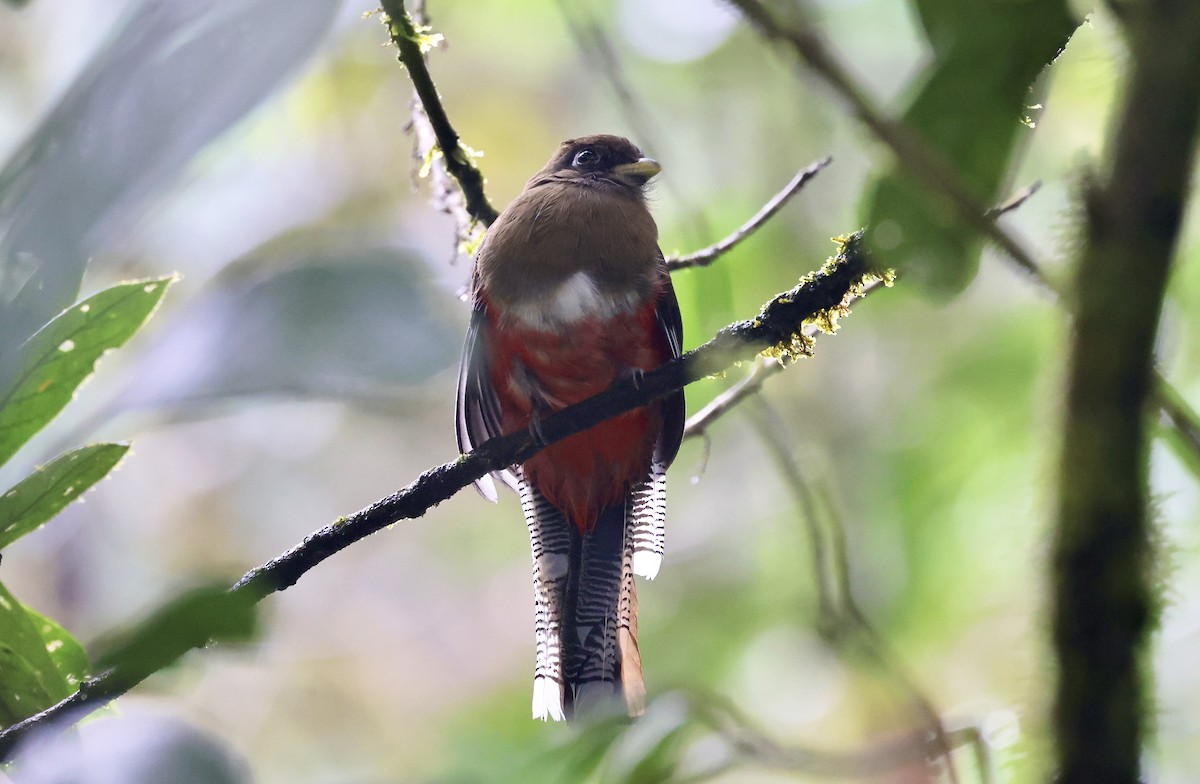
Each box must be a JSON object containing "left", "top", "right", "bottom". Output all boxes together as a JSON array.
[
  {"left": 667, "top": 157, "right": 833, "bottom": 271},
  {"left": 683, "top": 357, "right": 783, "bottom": 441},
  {"left": 682, "top": 277, "right": 886, "bottom": 444},
  {"left": 723, "top": 0, "right": 1200, "bottom": 534},
  {"left": 1158, "top": 380, "right": 1200, "bottom": 476},
  {"left": 380, "top": 0, "right": 498, "bottom": 226},
  {"left": 746, "top": 400, "right": 840, "bottom": 626},
  {"left": 985, "top": 181, "right": 1042, "bottom": 219},
  {"left": 681, "top": 691, "right": 984, "bottom": 781},
  {"left": 0, "top": 234, "right": 880, "bottom": 760},
  {"left": 745, "top": 398, "right": 997, "bottom": 784},
  {"left": 722, "top": 0, "right": 1050, "bottom": 289}
]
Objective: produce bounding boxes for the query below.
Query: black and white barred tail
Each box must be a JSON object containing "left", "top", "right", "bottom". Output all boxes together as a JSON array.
[{"left": 520, "top": 466, "right": 667, "bottom": 721}]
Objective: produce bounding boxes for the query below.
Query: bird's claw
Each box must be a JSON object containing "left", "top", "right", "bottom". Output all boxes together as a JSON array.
[{"left": 630, "top": 368, "right": 645, "bottom": 390}]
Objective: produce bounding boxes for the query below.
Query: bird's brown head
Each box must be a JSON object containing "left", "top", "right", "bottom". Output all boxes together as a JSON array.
[
  {"left": 530, "top": 134, "right": 662, "bottom": 194},
  {"left": 475, "top": 134, "right": 664, "bottom": 312}
]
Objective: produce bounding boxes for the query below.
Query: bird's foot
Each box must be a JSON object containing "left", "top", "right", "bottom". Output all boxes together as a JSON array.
[{"left": 630, "top": 367, "right": 645, "bottom": 390}]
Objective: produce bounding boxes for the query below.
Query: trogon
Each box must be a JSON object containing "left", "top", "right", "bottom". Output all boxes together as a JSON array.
[{"left": 456, "top": 135, "right": 684, "bottom": 720}]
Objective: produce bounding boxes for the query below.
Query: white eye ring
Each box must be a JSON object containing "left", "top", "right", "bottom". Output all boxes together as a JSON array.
[{"left": 572, "top": 149, "right": 598, "bottom": 167}]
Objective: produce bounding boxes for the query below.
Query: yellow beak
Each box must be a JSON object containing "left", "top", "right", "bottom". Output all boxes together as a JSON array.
[{"left": 612, "top": 157, "right": 662, "bottom": 183}]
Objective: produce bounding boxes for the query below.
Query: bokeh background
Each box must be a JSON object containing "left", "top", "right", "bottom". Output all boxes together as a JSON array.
[{"left": 1, "top": 0, "right": 1198, "bottom": 781}]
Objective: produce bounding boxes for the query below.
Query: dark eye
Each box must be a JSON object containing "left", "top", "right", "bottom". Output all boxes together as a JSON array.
[{"left": 572, "top": 149, "right": 599, "bottom": 167}]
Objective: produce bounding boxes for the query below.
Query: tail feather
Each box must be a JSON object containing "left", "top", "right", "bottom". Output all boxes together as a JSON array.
[
  {"left": 566, "top": 503, "right": 627, "bottom": 717},
  {"left": 629, "top": 459, "right": 668, "bottom": 580},
  {"left": 522, "top": 480, "right": 650, "bottom": 721},
  {"left": 520, "top": 475, "right": 571, "bottom": 722},
  {"left": 618, "top": 533, "right": 645, "bottom": 716}
]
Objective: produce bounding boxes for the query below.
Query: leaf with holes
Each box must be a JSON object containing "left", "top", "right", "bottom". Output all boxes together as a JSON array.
[
  {"left": 22, "top": 606, "right": 90, "bottom": 692},
  {"left": 0, "top": 442, "right": 129, "bottom": 549},
  {"left": 0, "top": 277, "right": 172, "bottom": 468},
  {"left": 0, "top": 581, "right": 74, "bottom": 729}
]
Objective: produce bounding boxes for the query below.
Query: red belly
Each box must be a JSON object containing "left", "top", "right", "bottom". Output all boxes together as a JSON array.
[{"left": 485, "top": 298, "right": 669, "bottom": 532}]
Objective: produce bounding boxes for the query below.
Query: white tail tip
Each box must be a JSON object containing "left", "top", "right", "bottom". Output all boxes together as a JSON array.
[
  {"left": 532, "top": 677, "right": 566, "bottom": 722},
  {"left": 475, "top": 474, "right": 499, "bottom": 503},
  {"left": 632, "top": 550, "right": 662, "bottom": 580}
]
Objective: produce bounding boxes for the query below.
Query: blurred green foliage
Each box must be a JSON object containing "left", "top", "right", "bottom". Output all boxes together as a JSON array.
[
  {"left": 0, "top": 0, "right": 342, "bottom": 355},
  {"left": 93, "top": 585, "right": 257, "bottom": 691},
  {"left": 863, "top": 0, "right": 1078, "bottom": 294}
]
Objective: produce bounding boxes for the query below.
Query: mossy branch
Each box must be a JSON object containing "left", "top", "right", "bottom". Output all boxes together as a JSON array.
[
  {"left": 1052, "top": 2, "right": 1200, "bottom": 781},
  {"left": 379, "top": 0, "right": 498, "bottom": 226},
  {"left": 0, "top": 234, "right": 883, "bottom": 760}
]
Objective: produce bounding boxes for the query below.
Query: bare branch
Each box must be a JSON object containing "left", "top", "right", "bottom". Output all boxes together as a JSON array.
[
  {"left": 1158, "top": 380, "right": 1200, "bottom": 477},
  {"left": 985, "top": 181, "right": 1042, "bottom": 220},
  {"left": 682, "top": 276, "right": 887, "bottom": 444},
  {"left": 721, "top": 0, "right": 1050, "bottom": 289},
  {"left": 683, "top": 357, "right": 782, "bottom": 441},
  {"left": 673, "top": 691, "right": 987, "bottom": 782},
  {"left": 667, "top": 157, "right": 833, "bottom": 271}
]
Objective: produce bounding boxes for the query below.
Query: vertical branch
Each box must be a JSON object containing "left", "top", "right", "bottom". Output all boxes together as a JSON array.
[{"left": 1053, "top": 2, "right": 1200, "bottom": 782}]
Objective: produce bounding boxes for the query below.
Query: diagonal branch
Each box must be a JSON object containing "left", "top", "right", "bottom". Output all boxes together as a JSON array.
[
  {"left": 0, "top": 233, "right": 884, "bottom": 760},
  {"left": 722, "top": 0, "right": 1048, "bottom": 286},
  {"left": 380, "top": 0, "right": 498, "bottom": 226},
  {"left": 680, "top": 173, "right": 1028, "bottom": 447},
  {"left": 722, "top": 0, "right": 1200, "bottom": 489},
  {"left": 985, "top": 181, "right": 1042, "bottom": 220}
]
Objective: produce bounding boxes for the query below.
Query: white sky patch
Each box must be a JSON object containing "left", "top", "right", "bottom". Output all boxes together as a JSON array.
[{"left": 617, "top": 0, "right": 739, "bottom": 63}]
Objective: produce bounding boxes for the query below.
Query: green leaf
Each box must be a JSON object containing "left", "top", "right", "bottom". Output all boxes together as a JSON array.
[
  {"left": 23, "top": 606, "right": 90, "bottom": 690},
  {"left": 0, "top": 276, "right": 173, "bottom": 468},
  {"left": 94, "top": 585, "right": 257, "bottom": 689},
  {"left": 0, "top": 580, "right": 73, "bottom": 728},
  {"left": 0, "top": 1, "right": 341, "bottom": 354},
  {"left": 862, "top": 0, "right": 1078, "bottom": 294},
  {"left": 0, "top": 442, "right": 129, "bottom": 549}
]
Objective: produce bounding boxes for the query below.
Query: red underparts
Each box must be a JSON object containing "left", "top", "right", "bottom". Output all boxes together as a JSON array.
[{"left": 484, "top": 294, "right": 672, "bottom": 532}]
